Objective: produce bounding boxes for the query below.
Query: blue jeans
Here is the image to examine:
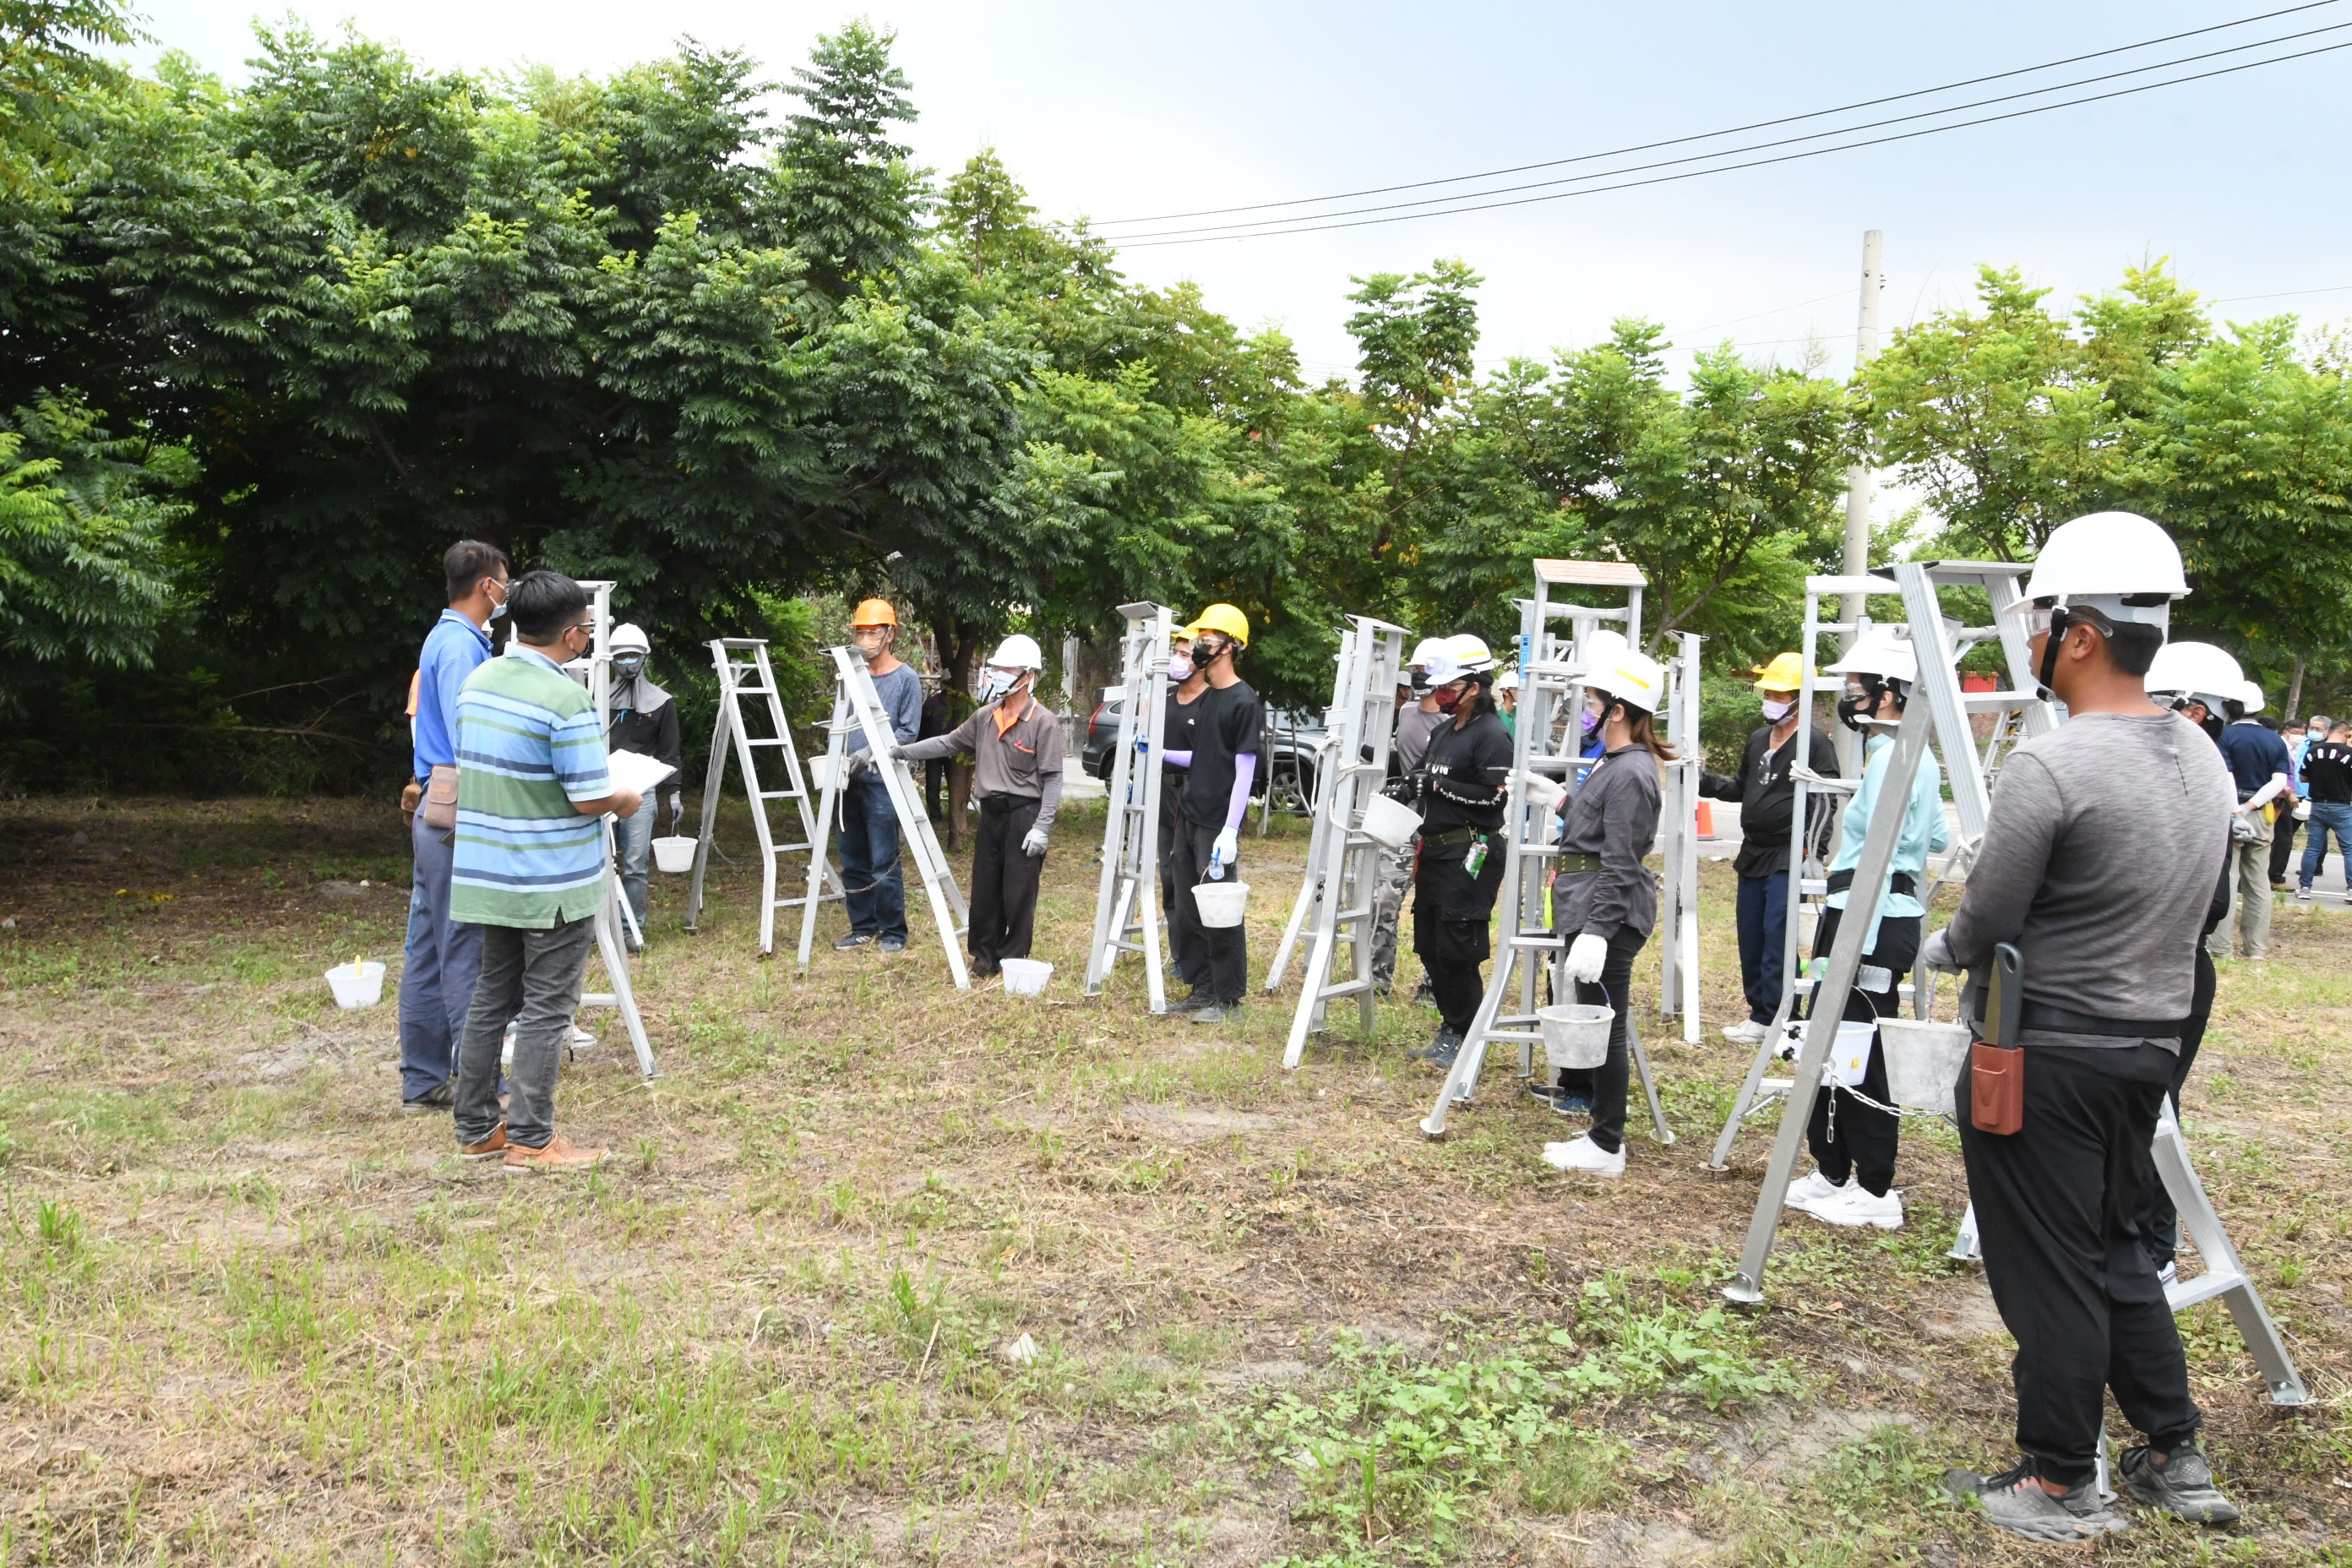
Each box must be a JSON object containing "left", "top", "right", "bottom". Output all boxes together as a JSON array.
[
  {"left": 839, "top": 773, "right": 907, "bottom": 940},
  {"left": 612, "top": 802, "right": 652, "bottom": 932},
  {"left": 2303, "top": 800, "right": 2352, "bottom": 890},
  {"left": 399, "top": 813, "right": 485, "bottom": 1102},
  {"left": 1734, "top": 870, "right": 1790, "bottom": 1025}
]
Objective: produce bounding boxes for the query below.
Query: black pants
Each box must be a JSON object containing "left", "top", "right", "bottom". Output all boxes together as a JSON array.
[
  {"left": 970, "top": 794, "right": 1043, "bottom": 973},
  {"left": 924, "top": 760, "right": 949, "bottom": 824},
  {"left": 1412, "top": 841, "right": 1506, "bottom": 1035},
  {"left": 2268, "top": 814, "right": 2300, "bottom": 884},
  {"left": 2140, "top": 945, "right": 2216, "bottom": 1268},
  {"left": 1168, "top": 822, "right": 1246, "bottom": 1003},
  {"left": 1799, "top": 907, "right": 1920, "bottom": 1198},
  {"left": 1554, "top": 926, "right": 1648, "bottom": 1154},
  {"left": 1958, "top": 1042, "right": 2203, "bottom": 1486}
]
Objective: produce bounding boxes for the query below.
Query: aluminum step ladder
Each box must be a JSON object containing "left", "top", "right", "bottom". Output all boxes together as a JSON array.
[
  {"left": 796, "top": 646, "right": 971, "bottom": 988},
  {"left": 1084, "top": 602, "right": 1175, "bottom": 1010},
  {"left": 1713, "top": 564, "right": 2306, "bottom": 1406},
  {"left": 1655, "top": 631, "right": 1705, "bottom": 1045},
  {"left": 684, "top": 638, "right": 842, "bottom": 955},
  {"left": 1421, "top": 559, "right": 1671, "bottom": 1145},
  {"left": 1265, "top": 634, "right": 1355, "bottom": 994},
  {"left": 1278, "top": 616, "right": 1410, "bottom": 1069}
]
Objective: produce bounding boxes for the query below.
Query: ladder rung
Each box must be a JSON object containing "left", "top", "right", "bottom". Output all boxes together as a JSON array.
[
  {"left": 1315, "top": 978, "right": 1375, "bottom": 999},
  {"left": 757, "top": 789, "right": 804, "bottom": 801},
  {"left": 2164, "top": 1269, "right": 2243, "bottom": 1311},
  {"left": 744, "top": 736, "right": 792, "bottom": 747},
  {"left": 1475, "top": 1029, "right": 1544, "bottom": 1045}
]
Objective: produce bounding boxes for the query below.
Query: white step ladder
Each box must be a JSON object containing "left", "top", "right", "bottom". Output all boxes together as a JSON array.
[
  {"left": 1084, "top": 603, "right": 1175, "bottom": 1010},
  {"left": 1655, "top": 630, "right": 1705, "bottom": 1045},
  {"left": 1714, "top": 562, "right": 2305, "bottom": 1406},
  {"left": 1264, "top": 634, "right": 1356, "bottom": 994},
  {"left": 796, "top": 647, "right": 971, "bottom": 988},
  {"left": 683, "top": 639, "right": 842, "bottom": 955},
  {"left": 1421, "top": 560, "right": 1671, "bottom": 1145},
  {"left": 1277, "top": 616, "right": 1410, "bottom": 1070}
]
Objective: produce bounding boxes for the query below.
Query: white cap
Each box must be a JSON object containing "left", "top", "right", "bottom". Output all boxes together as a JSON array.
[
  {"left": 2143, "top": 640, "right": 2242, "bottom": 710},
  {"left": 988, "top": 633, "right": 1043, "bottom": 671},
  {"left": 1424, "top": 634, "right": 1498, "bottom": 685},
  {"left": 1408, "top": 636, "right": 1449, "bottom": 671},
  {"left": 610, "top": 623, "right": 650, "bottom": 653},
  {"left": 2008, "top": 511, "right": 2188, "bottom": 629},
  {"left": 1584, "top": 646, "right": 1667, "bottom": 713},
  {"left": 1826, "top": 627, "right": 1919, "bottom": 685},
  {"left": 2235, "top": 678, "right": 2266, "bottom": 716}
]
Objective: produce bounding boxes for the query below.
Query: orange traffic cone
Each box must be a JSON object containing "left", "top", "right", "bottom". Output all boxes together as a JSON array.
[{"left": 1696, "top": 799, "right": 1716, "bottom": 839}]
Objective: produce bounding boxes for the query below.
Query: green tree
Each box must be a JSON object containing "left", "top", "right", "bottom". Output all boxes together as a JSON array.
[{"left": 770, "top": 19, "right": 922, "bottom": 297}]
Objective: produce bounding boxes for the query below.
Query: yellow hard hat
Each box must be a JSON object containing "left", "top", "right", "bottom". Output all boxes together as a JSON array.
[
  {"left": 1750, "top": 651, "right": 1808, "bottom": 693},
  {"left": 851, "top": 597, "right": 899, "bottom": 629},
  {"left": 1188, "top": 602, "right": 1250, "bottom": 647}
]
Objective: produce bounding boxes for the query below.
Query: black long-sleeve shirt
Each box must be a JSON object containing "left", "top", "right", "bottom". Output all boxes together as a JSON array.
[
  {"left": 1418, "top": 710, "right": 1512, "bottom": 852},
  {"left": 1701, "top": 723, "right": 1840, "bottom": 878}
]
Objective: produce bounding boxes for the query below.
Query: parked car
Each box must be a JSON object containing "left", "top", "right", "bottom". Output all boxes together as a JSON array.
[{"left": 1081, "top": 689, "right": 1327, "bottom": 811}]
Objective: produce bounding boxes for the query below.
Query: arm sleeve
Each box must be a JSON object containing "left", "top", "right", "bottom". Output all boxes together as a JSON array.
[
  {"left": 1941, "top": 752, "right": 2061, "bottom": 971},
  {"left": 1162, "top": 750, "right": 1194, "bottom": 768},
  {"left": 1224, "top": 754, "right": 1255, "bottom": 834},
  {"left": 551, "top": 705, "right": 614, "bottom": 803},
  {"left": 1031, "top": 709, "right": 1065, "bottom": 830}
]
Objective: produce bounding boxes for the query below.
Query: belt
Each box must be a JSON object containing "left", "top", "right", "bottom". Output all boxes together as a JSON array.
[
  {"left": 1555, "top": 851, "right": 1603, "bottom": 874},
  {"left": 978, "top": 792, "right": 1040, "bottom": 814},
  {"left": 1825, "top": 868, "right": 1918, "bottom": 898},
  {"left": 1422, "top": 825, "right": 1484, "bottom": 848},
  {"left": 2018, "top": 1002, "right": 2186, "bottom": 1039}
]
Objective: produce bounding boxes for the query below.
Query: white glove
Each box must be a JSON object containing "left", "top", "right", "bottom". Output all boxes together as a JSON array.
[
  {"left": 1021, "top": 826, "right": 1049, "bottom": 858},
  {"left": 1919, "top": 928, "right": 1960, "bottom": 973},
  {"left": 1565, "top": 932, "right": 1608, "bottom": 984},
  {"left": 667, "top": 795, "right": 685, "bottom": 833},
  {"left": 1209, "top": 825, "right": 1239, "bottom": 879}
]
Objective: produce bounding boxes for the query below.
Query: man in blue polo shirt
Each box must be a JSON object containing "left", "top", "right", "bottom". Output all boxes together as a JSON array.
[{"left": 397, "top": 541, "right": 508, "bottom": 1111}]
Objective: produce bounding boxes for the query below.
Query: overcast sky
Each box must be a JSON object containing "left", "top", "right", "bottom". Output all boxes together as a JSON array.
[{"left": 136, "top": 1, "right": 2352, "bottom": 384}]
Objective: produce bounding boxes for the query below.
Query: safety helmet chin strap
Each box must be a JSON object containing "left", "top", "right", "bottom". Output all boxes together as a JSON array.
[{"left": 2034, "top": 602, "right": 2074, "bottom": 698}]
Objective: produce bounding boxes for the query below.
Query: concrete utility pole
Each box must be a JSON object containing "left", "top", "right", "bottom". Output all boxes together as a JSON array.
[{"left": 1842, "top": 229, "right": 1884, "bottom": 646}]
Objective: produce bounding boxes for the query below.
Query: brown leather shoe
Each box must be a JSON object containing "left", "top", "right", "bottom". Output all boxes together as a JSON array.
[
  {"left": 503, "top": 1133, "right": 607, "bottom": 1173},
  {"left": 460, "top": 1125, "right": 508, "bottom": 1160}
]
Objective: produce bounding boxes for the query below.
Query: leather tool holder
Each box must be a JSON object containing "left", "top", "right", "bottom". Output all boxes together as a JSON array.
[{"left": 1968, "top": 942, "right": 2026, "bottom": 1136}]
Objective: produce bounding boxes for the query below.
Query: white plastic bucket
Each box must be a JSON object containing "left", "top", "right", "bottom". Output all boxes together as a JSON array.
[
  {"left": 1359, "top": 795, "right": 1423, "bottom": 849},
  {"left": 1000, "top": 957, "right": 1053, "bottom": 997},
  {"left": 1193, "top": 880, "right": 1250, "bottom": 928},
  {"left": 805, "top": 754, "right": 838, "bottom": 792},
  {"left": 1538, "top": 1003, "right": 1612, "bottom": 1070},
  {"left": 1880, "top": 1017, "right": 1972, "bottom": 1112},
  {"left": 325, "top": 961, "right": 385, "bottom": 1010},
  {"left": 1826, "top": 1020, "right": 1878, "bottom": 1087},
  {"left": 651, "top": 835, "right": 697, "bottom": 874}
]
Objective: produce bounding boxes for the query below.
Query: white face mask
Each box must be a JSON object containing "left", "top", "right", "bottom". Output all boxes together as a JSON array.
[
  {"left": 1761, "top": 697, "right": 1794, "bottom": 722},
  {"left": 980, "top": 667, "right": 1026, "bottom": 703}
]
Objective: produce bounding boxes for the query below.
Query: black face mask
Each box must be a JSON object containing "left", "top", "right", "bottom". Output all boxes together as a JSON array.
[
  {"left": 613, "top": 655, "right": 646, "bottom": 678},
  {"left": 1837, "top": 677, "right": 1904, "bottom": 732}
]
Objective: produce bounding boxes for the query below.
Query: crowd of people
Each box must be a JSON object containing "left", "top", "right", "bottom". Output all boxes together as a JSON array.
[{"left": 392, "top": 509, "right": 2310, "bottom": 1543}]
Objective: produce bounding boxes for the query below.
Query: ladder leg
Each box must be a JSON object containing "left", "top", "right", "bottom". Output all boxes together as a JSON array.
[
  {"left": 1625, "top": 1012, "right": 1674, "bottom": 1146},
  {"left": 592, "top": 882, "right": 658, "bottom": 1079},
  {"left": 686, "top": 683, "right": 734, "bottom": 932},
  {"left": 1706, "top": 999, "right": 1794, "bottom": 1169},
  {"left": 1282, "top": 919, "right": 1341, "bottom": 1070},
  {"left": 1267, "top": 865, "right": 1320, "bottom": 990},
  {"left": 2153, "top": 1101, "right": 2306, "bottom": 1403},
  {"left": 1421, "top": 946, "right": 1519, "bottom": 1136}
]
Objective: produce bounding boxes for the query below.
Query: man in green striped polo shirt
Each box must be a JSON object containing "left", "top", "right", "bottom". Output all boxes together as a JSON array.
[{"left": 449, "top": 571, "right": 642, "bottom": 1173}]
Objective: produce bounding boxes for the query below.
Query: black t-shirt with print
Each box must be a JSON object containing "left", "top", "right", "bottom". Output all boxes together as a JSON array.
[{"left": 2303, "top": 738, "right": 2352, "bottom": 803}]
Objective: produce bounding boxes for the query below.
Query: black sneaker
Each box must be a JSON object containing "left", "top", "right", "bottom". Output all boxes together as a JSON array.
[
  {"left": 833, "top": 932, "right": 877, "bottom": 951},
  {"left": 1190, "top": 1002, "right": 1239, "bottom": 1025},
  {"left": 1944, "top": 1460, "right": 2126, "bottom": 1542},
  {"left": 2119, "top": 1440, "right": 2240, "bottom": 1525},
  {"left": 1408, "top": 1026, "right": 1463, "bottom": 1062},
  {"left": 878, "top": 935, "right": 906, "bottom": 952},
  {"left": 1549, "top": 1088, "right": 1592, "bottom": 1117},
  {"left": 401, "top": 1081, "right": 455, "bottom": 1113},
  {"left": 1163, "top": 991, "right": 1213, "bottom": 1014}
]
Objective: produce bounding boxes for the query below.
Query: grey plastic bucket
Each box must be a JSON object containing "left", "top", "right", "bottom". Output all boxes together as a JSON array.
[{"left": 1538, "top": 1003, "right": 1612, "bottom": 1070}]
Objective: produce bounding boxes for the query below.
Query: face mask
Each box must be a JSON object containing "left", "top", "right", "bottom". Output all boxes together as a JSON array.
[
  {"left": 487, "top": 580, "right": 509, "bottom": 620},
  {"left": 1836, "top": 683, "right": 1873, "bottom": 732},
  {"left": 1168, "top": 655, "right": 1194, "bottom": 682},
  {"left": 612, "top": 655, "right": 645, "bottom": 678},
  {"left": 1760, "top": 698, "right": 1794, "bottom": 722},
  {"left": 1580, "top": 707, "right": 1601, "bottom": 736},
  {"left": 1434, "top": 686, "right": 1462, "bottom": 713},
  {"left": 1195, "top": 638, "right": 1229, "bottom": 667}
]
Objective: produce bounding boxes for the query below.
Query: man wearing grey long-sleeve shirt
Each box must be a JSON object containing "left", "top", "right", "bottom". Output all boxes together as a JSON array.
[
  {"left": 837, "top": 600, "right": 923, "bottom": 952},
  {"left": 1930, "top": 512, "right": 2241, "bottom": 1541}
]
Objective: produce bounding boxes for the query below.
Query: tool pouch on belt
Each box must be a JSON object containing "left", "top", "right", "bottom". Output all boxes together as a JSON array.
[
  {"left": 1969, "top": 942, "right": 2025, "bottom": 1136},
  {"left": 421, "top": 763, "right": 460, "bottom": 831}
]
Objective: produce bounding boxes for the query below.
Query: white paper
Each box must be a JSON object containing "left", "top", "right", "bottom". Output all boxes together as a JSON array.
[{"left": 606, "top": 748, "right": 678, "bottom": 799}]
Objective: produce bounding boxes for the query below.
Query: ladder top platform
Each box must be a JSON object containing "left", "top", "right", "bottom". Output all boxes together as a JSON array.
[
  {"left": 1922, "top": 559, "right": 2034, "bottom": 580},
  {"left": 1533, "top": 558, "right": 1647, "bottom": 587},
  {"left": 1805, "top": 573, "right": 1904, "bottom": 596}
]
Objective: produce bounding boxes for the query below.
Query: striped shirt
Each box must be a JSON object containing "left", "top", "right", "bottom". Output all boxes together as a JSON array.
[{"left": 450, "top": 646, "right": 612, "bottom": 928}]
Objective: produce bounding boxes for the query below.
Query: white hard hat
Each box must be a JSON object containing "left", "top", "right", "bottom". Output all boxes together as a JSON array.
[
  {"left": 2008, "top": 511, "right": 2188, "bottom": 629},
  {"left": 1424, "top": 633, "right": 1498, "bottom": 685},
  {"left": 2143, "top": 641, "right": 2242, "bottom": 710},
  {"left": 1496, "top": 669, "right": 1521, "bottom": 692},
  {"left": 988, "top": 633, "right": 1044, "bottom": 671},
  {"left": 2235, "top": 678, "right": 2266, "bottom": 716},
  {"left": 610, "top": 623, "right": 650, "bottom": 653},
  {"left": 1826, "top": 627, "right": 1919, "bottom": 685},
  {"left": 1584, "top": 646, "right": 1667, "bottom": 713},
  {"left": 1579, "top": 628, "right": 1628, "bottom": 663},
  {"left": 1408, "top": 636, "right": 1449, "bottom": 670}
]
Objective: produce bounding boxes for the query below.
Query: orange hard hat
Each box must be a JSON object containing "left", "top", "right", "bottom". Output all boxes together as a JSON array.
[{"left": 851, "top": 598, "right": 898, "bottom": 629}]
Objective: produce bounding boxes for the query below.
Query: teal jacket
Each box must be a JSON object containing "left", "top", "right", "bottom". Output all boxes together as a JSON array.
[{"left": 1825, "top": 731, "right": 1950, "bottom": 950}]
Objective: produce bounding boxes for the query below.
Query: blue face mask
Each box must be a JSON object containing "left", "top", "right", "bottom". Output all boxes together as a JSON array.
[{"left": 487, "top": 580, "right": 509, "bottom": 620}]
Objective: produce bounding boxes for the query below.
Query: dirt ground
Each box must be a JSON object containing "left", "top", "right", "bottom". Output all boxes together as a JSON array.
[{"left": 0, "top": 793, "right": 2345, "bottom": 1565}]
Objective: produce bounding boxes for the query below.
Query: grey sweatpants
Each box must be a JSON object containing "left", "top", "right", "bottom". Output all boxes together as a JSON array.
[
  {"left": 1369, "top": 837, "right": 1416, "bottom": 989},
  {"left": 453, "top": 914, "right": 596, "bottom": 1151}
]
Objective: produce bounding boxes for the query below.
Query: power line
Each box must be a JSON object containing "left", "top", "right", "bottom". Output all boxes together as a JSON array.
[
  {"left": 1095, "top": 0, "right": 2342, "bottom": 227},
  {"left": 1113, "top": 23, "right": 2352, "bottom": 243},
  {"left": 1113, "top": 39, "right": 2352, "bottom": 249}
]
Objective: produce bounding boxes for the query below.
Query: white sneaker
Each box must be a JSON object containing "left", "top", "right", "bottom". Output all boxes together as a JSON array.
[
  {"left": 1802, "top": 1184, "right": 1904, "bottom": 1230},
  {"left": 1721, "top": 1019, "right": 1769, "bottom": 1046},
  {"left": 1543, "top": 1135, "right": 1626, "bottom": 1178},
  {"left": 1785, "top": 1168, "right": 1847, "bottom": 1210}
]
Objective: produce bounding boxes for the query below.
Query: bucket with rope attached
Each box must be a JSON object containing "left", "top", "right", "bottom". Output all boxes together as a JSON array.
[{"left": 1538, "top": 979, "right": 1613, "bottom": 1071}]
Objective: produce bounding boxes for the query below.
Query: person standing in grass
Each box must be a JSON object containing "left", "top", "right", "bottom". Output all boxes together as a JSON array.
[
  {"left": 397, "top": 539, "right": 509, "bottom": 1113},
  {"left": 449, "top": 571, "right": 641, "bottom": 1173}
]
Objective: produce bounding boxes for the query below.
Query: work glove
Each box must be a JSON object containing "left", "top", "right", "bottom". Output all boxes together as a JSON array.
[
  {"left": 1565, "top": 932, "right": 1609, "bottom": 985},
  {"left": 1919, "top": 928, "right": 1960, "bottom": 973},
  {"left": 1021, "top": 826, "right": 1049, "bottom": 858},
  {"left": 1209, "top": 825, "right": 1239, "bottom": 879},
  {"left": 668, "top": 794, "right": 685, "bottom": 834},
  {"left": 885, "top": 742, "right": 906, "bottom": 762},
  {"left": 1380, "top": 774, "right": 1418, "bottom": 804}
]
